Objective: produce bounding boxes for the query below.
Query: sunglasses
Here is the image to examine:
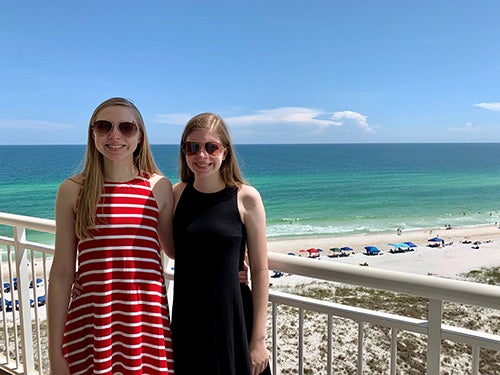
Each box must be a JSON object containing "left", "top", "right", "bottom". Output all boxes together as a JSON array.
[
  {"left": 92, "top": 120, "right": 139, "bottom": 138},
  {"left": 182, "top": 141, "right": 224, "bottom": 156}
]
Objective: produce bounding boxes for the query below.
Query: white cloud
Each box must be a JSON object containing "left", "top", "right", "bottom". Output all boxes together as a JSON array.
[
  {"left": 226, "top": 107, "right": 340, "bottom": 128},
  {"left": 0, "top": 119, "right": 74, "bottom": 130},
  {"left": 474, "top": 102, "right": 500, "bottom": 111},
  {"left": 152, "top": 107, "right": 375, "bottom": 133},
  {"left": 449, "top": 122, "right": 479, "bottom": 132},
  {"left": 331, "top": 110, "right": 374, "bottom": 132}
]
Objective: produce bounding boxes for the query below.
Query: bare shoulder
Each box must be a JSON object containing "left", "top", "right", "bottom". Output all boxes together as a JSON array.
[
  {"left": 65, "top": 173, "right": 84, "bottom": 185},
  {"left": 59, "top": 174, "right": 83, "bottom": 194},
  {"left": 149, "top": 174, "right": 173, "bottom": 210},
  {"left": 172, "top": 182, "right": 187, "bottom": 200},
  {"left": 238, "top": 184, "right": 263, "bottom": 210},
  {"left": 239, "top": 184, "right": 262, "bottom": 200},
  {"left": 149, "top": 173, "right": 173, "bottom": 189},
  {"left": 56, "top": 174, "right": 82, "bottom": 210},
  {"left": 238, "top": 184, "right": 265, "bottom": 226}
]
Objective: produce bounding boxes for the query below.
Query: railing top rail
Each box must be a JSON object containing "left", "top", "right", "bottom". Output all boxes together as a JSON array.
[
  {"left": 2, "top": 212, "right": 498, "bottom": 310},
  {"left": 268, "top": 252, "right": 500, "bottom": 310},
  {"left": 0, "top": 212, "right": 55, "bottom": 234}
]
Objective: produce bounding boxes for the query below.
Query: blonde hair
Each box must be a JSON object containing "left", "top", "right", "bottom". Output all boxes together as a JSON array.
[
  {"left": 178, "top": 112, "right": 246, "bottom": 187},
  {"left": 75, "top": 97, "right": 160, "bottom": 240}
]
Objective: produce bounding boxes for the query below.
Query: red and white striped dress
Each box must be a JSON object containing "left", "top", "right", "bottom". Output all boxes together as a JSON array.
[{"left": 62, "top": 175, "right": 174, "bottom": 375}]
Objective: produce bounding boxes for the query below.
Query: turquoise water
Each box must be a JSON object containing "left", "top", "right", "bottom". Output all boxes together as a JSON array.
[{"left": 2, "top": 144, "right": 500, "bottom": 245}]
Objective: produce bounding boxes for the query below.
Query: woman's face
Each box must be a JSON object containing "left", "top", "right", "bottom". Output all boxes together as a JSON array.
[
  {"left": 92, "top": 106, "right": 141, "bottom": 163},
  {"left": 183, "top": 129, "right": 227, "bottom": 180}
]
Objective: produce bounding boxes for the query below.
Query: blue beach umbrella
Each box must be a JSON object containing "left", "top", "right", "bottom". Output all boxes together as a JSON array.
[
  {"left": 364, "top": 246, "right": 381, "bottom": 255},
  {"left": 428, "top": 237, "right": 443, "bottom": 242},
  {"left": 389, "top": 243, "right": 410, "bottom": 249}
]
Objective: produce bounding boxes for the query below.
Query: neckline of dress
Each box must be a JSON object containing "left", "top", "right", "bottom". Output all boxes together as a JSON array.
[
  {"left": 191, "top": 183, "right": 230, "bottom": 195},
  {"left": 104, "top": 171, "right": 145, "bottom": 184}
]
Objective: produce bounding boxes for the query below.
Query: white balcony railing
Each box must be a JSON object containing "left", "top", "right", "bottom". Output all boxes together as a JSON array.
[{"left": 0, "top": 212, "right": 499, "bottom": 374}]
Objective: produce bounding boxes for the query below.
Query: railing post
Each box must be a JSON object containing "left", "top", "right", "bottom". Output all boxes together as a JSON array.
[
  {"left": 299, "top": 308, "right": 304, "bottom": 374},
  {"left": 471, "top": 346, "right": 479, "bottom": 375},
  {"left": 327, "top": 314, "right": 332, "bottom": 375},
  {"left": 427, "top": 298, "right": 443, "bottom": 375},
  {"left": 272, "top": 302, "right": 277, "bottom": 375},
  {"left": 357, "top": 321, "right": 364, "bottom": 374},
  {"left": 390, "top": 328, "right": 397, "bottom": 375},
  {"left": 13, "top": 226, "right": 35, "bottom": 374}
]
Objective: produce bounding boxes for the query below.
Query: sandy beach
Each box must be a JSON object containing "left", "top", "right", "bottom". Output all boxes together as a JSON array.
[{"left": 266, "top": 224, "right": 500, "bottom": 279}]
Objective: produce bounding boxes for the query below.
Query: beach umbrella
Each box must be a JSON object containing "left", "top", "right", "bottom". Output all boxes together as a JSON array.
[
  {"left": 329, "top": 247, "right": 342, "bottom": 252},
  {"left": 298, "top": 249, "right": 308, "bottom": 257},
  {"left": 403, "top": 241, "right": 417, "bottom": 248},
  {"left": 389, "top": 243, "right": 410, "bottom": 249},
  {"left": 341, "top": 246, "right": 353, "bottom": 251},
  {"left": 364, "top": 246, "right": 381, "bottom": 255},
  {"left": 428, "top": 237, "right": 444, "bottom": 242}
]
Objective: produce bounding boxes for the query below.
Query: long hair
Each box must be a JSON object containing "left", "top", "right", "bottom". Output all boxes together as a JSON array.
[
  {"left": 178, "top": 112, "right": 246, "bottom": 187},
  {"left": 75, "top": 97, "right": 160, "bottom": 240}
]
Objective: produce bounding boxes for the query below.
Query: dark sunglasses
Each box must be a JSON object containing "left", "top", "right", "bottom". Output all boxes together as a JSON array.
[
  {"left": 182, "top": 141, "right": 224, "bottom": 156},
  {"left": 92, "top": 120, "right": 139, "bottom": 138}
]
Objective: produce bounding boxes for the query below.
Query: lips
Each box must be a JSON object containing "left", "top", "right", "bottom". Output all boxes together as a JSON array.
[{"left": 107, "top": 144, "right": 125, "bottom": 150}]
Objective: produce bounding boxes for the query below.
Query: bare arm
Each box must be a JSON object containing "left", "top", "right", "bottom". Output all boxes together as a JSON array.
[
  {"left": 151, "top": 174, "right": 175, "bottom": 259},
  {"left": 239, "top": 185, "right": 270, "bottom": 374},
  {"left": 48, "top": 178, "right": 79, "bottom": 374}
]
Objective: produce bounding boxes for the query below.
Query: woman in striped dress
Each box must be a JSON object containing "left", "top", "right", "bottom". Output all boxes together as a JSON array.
[{"left": 48, "top": 97, "right": 175, "bottom": 375}]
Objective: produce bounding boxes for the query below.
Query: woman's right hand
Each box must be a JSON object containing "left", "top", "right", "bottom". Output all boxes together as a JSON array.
[
  {"left": 71, "top": 274, "right": 83, "bottom": 299},
  {"left": 50, "top": 354, "right": 71, "bottom": 375}
]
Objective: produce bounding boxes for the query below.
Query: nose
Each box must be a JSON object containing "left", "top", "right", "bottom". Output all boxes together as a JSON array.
[
  {"left": 198, "top": 146, "right": 209, "bottom": 156},
  {"left": 108, "top": 124, "right": 122, "bottom": 138}
]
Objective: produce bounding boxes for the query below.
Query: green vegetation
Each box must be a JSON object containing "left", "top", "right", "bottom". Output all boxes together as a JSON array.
[
  {"left": 271, "top": 266, "right": 499, "bottom": 374},
  {"left": 460, "top": 266, "right": 500, "bottom": 286}
]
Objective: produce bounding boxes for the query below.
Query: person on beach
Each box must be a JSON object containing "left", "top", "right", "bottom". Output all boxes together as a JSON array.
[
  {"left": 48, "top": 97, "right": 175, "bottom": 375},
  {"left": 171, "top": 112, "right": 271, "bottom": 374}
]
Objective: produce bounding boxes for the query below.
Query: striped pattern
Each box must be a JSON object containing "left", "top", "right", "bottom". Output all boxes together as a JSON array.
[{"left": 62, "top": 176, "right": 174, "bottom": 375}]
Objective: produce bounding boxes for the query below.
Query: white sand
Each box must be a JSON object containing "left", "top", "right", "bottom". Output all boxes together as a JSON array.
[{"left": 266, "top": 224, "right": 500, "bottom": 279}]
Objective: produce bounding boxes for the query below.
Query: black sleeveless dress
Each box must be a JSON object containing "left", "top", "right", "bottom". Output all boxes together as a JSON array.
[{"left": 172, "top": 183, "right": 251, "bottom": 375}]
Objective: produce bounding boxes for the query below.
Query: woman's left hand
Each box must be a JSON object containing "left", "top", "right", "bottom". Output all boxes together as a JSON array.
[
  {"left": 249, "top": 339, "right": 269, "bottom": 375},
  {"left": 239, "top": 262, "right": 249, "bottom": 285}
]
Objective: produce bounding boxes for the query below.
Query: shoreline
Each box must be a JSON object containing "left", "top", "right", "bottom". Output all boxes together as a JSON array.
[{"left": 266, "top": 223, "right": 500, "bottom": 279}]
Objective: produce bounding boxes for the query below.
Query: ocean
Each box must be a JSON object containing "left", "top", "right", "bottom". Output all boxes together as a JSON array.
[{"left": 1, "top": 144, "right": 500, "bottom": 246}]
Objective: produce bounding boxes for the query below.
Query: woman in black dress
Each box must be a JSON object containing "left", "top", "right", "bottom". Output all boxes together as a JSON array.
[{"left": 172, "top": 113, "right": 271, "bottom": 375}]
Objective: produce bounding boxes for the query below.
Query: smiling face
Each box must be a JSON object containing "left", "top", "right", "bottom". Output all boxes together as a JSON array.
[
  {"left": 184, "top": 128, "right": 227, "bottom": 182},
  {"left": 92, "top": 105, "right": 142, "bottom": 164}
]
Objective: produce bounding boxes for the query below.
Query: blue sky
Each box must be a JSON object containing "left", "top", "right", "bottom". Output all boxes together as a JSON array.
[{"left": 1, "top": 1, "right": 500, "bottom": 145}]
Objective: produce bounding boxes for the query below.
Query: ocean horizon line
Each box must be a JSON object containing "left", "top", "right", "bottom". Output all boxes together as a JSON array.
[{"left": 3, "top": 141, "right": 500, "bottom": 147}]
